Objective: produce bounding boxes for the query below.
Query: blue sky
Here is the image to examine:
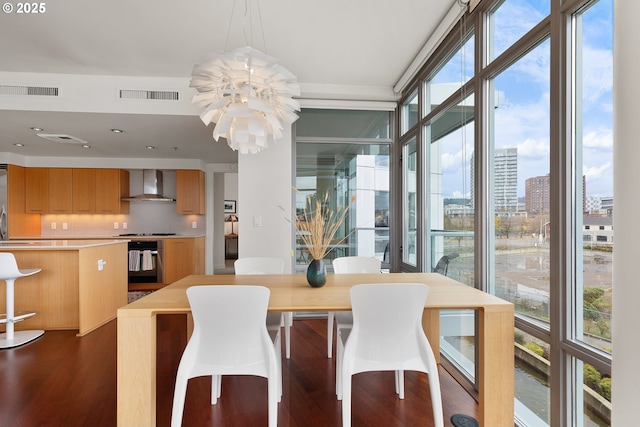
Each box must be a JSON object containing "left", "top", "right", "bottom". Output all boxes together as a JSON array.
[{"left": 435, "top": 0, "right": 613, "bottom": 200}]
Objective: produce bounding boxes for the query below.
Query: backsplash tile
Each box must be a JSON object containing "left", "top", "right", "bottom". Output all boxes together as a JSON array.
[{"left": 41, "top": 202, "right": 203, "bottom": 237}]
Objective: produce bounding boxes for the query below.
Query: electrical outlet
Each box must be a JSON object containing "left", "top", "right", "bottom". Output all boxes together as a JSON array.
[
  {"left": 123, "top": 222, "right": 128, "bottom": 230},
  {"left": 191, "top": 221, "right": 197, "bottom": 229},
  {"left": 51, "top": 222, "right": 56, "bottom": 230},
  {"left": 114, "top": 222, "right": 119, "bottom": 230},
  {"left": 62, "top": 223, "right": 68, "bottom": 230}
]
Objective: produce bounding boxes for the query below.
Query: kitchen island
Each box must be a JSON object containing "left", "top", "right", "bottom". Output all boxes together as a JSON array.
[{"left": 0, "top": 240, "right": 127, "bottom": 336}]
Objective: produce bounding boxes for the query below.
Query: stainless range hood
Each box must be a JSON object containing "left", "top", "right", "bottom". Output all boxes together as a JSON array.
[{"left": 122, "top": 169, "right": 176, "bottom": 202}]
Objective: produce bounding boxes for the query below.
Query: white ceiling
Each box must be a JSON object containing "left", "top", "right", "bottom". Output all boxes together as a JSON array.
[{"left": 0, "top": 0, "right": 459, "bottom": 164}]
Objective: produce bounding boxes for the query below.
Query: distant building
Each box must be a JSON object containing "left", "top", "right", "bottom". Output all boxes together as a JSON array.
[
  {"left": 585, "top": 195, "right": 613, "bottom": 216},
  {"left": 525, "top": 174, "right": 550, "bottom": 214},
  {"left": 583, "top": 216, "right": 613, "bottom": 244},
  {"left": 471, "top": 147, "right": 518, "bottom": 211},
  {"left": 600, "top": 196, "right": 613, "bottom": 216},
  {"left": 585, "top": 195, "right": 601, "bottom": 213}
]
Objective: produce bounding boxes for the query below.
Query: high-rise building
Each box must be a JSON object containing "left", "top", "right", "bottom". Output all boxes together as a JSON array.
[
  {"left": 525, "top": 174, "right": 550, "bottom": 214},
  {"left": 471, "top": 147, "right": 518, "bottom": 211}
]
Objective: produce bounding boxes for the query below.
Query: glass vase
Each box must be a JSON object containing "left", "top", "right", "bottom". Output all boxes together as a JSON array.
[{"left": 306, "top": 259, "right": 327, "bottom": 288}]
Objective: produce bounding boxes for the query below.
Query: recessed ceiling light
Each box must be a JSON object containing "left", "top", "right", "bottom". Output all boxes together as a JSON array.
[
  {"left": 146, "top": 146, "right": 156, "bottom": 150},
  {"left": 13, "top": 143, "right": 24, "bottom": 147},
  {"left": 81, "top": 145, "right": 91, "bottom": 149},
  {"left": 30, "top": 127, "right": 43, "bottom": 131},
  {"left": 111, "top": 129, "right": 123, "bottom": 133}
]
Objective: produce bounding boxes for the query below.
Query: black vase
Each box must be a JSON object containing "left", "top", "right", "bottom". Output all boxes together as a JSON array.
[{"left": 306, "top": 259, "right": 327, "bottom": 288}]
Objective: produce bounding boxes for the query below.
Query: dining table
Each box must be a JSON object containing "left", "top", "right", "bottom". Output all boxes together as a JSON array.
[{"left": 117, "top": 272, "right": 514, "bottom": 427}]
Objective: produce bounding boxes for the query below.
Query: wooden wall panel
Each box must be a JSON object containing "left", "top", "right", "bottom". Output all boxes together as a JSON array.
[
  {"left": 78, "top": 242, "right": 127, "bottom": 335},
  {"left": 0, "top": 250, "right": 79, "bottom": 330}
]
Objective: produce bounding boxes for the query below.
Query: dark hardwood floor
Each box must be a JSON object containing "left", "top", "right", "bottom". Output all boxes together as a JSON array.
[{"left": 0, "top": 315, "right": 478, "bottom": 427}]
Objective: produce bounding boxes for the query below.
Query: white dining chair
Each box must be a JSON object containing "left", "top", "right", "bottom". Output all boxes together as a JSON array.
[
  {"left": 235, "top": 257, "right": 292, "bottom": 359},
  {"left": 171, "top": 285, "right": 281, "bottom": 427},
  {"left": 337, "top": 283, "right": 444, "bottom": 427},
  {"left": 328, "top": 256, "right": 381, "bottom": 358}
]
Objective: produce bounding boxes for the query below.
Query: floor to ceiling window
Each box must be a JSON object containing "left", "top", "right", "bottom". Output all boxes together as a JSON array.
[
  {"left": 489, "top": 34, "right": 552, "bottom": 426},
  {"left": 402, "top": 136, "right": 418, "bottom": 267},
  {"left": 571, "top": 1, "right": 613, "bottom": 424},
  {"left": 396, "top": 0, "right": 612, "bottom": 425},
  {"left": 294, "top": 109, "right": 392, "bottom": 270}
]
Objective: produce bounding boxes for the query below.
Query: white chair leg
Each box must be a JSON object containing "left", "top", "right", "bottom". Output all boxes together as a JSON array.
[
  {"left": 4, "top": 279, "right": 15, "bottom": 340},
  {"left": 211, "top": 375, "right": 222, "bottom": 404},
  {"left": 395, "top": 370, "right": 405, "bottom": 399},
  {"left": 284, "top": 312, "right": 292, "bottom": 359},
  {"left": 336, "top": 332, "right": 342, "bottom": 399},
  {"left": 427, "top": 360, "right": 444, "bottom": 427},
  {"left": 276, "top": 335, "right": 282, "bottom": 402},
  {"left": 268, "top": 376, "right": 279, "bottom": 427},
  {"left": 171, "top": 376, "right": 188, "bottom": 427},
  {"left": 341, "top": 373, "right": 352, "bottom": 427},
  {"left": 327, "top": 311, "right": 334, "bottom": 358}
]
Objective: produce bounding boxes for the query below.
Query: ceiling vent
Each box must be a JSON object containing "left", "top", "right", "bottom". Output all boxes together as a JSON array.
[
  {"left": 119, "top": 89, "right": 179, "bottom": 101},
  {"left": 36, "top": 134, "right": 89, "bottom": 145},
  {"left": 0, "top": 85, "right": 59, "bottom": 96}
]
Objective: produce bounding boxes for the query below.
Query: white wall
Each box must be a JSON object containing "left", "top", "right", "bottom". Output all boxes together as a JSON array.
[
  {"left": 237, "top": 128, "right": 293, "bottom": 272},
  {"left": 210, "top": 172, "right": 225, "bottom": 271},
  {"left": 612, "top": 1, "right": 637, "bottom": 424}
]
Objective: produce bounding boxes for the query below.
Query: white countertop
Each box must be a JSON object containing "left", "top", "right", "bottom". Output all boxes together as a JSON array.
[
  {"left": 0, "top": 240, "right": 128, "bottom": 249},
  {"left": 10, "top": 235, "right": 205, "bottom": 240}
]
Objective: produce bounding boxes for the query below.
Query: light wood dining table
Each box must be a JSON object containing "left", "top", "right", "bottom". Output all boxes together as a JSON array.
[{"left": 117, "top": 273, "right": 514, "bottom": 427}]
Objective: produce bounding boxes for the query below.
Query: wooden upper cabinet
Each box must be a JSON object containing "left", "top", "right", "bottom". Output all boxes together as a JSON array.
[
  {"left": 176, "top": 170, "right": 205, "bottom": 215},
  {"left": 49, "top": 168, "right": 73, "bottom": 214},
  {"left": 7, "top": 165, "right": 41, "bottom": 237},
  {"left": 95, "top": 169, "right": 130, "bottom": 214},
  {"left": 24, "top": 167, "right": 130, "bottom": 215},
  {"left": 25, "top": 168, "right": 50, "bottom": 213},
  {"left": 72, "top": 168, "right": 96, "bottom": 214}
]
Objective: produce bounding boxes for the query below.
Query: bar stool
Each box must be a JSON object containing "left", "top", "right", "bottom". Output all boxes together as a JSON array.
[{"left": 0, "top": 253, "right": 43, "bottom": 349}]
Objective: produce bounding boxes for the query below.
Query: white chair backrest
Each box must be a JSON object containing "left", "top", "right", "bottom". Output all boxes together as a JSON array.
[
  {"left": 186, "top": 285, "right": 274, "bottom": 369},
  {"left": 0, "top": 253, "right": 22, "bottom": 280},
  {"left": 332, "top": 256, "right": 381, "bottom": 274},
  {"left": 348, "top": 283, "right": 429, "bottom": 364},
  {"left": 235, "top": 257, "right": 285, "bottom": 275}
]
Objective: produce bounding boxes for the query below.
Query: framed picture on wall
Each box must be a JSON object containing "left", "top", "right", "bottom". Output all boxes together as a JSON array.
[{"left": 224, "top": 200, "right": 236, "bottom": 213}]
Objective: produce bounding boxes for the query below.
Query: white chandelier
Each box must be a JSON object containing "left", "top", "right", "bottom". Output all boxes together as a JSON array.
[{"left": 190, "top": 45, "right": 300, "bottom": 154}]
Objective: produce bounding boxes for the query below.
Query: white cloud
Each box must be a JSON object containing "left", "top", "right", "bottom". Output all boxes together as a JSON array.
[
  {"left": 440, "top": 141, "right": 473, "bottom": 169},
  {"left": 517, "top": 137, "right": 550, "bottom": 157},
  {"left": 581, "top": 47, "right": 613, "bottom": 109},
  {"left": 583, "top": 130, "right": 613, "bottom": 149},
  {"left": 451, "top": 190, "right": 471, "bottom": 199},
  {"left": 584, "top": 162, "right": 611, "bottom": 180},
  {"left": 493, "top": 2, "right": 547, "bottom": 60}
]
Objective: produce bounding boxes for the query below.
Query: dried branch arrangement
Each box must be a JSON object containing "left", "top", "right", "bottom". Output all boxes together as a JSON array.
[{"left": 294, "top": 190, "right": 356, "bottom": 260}]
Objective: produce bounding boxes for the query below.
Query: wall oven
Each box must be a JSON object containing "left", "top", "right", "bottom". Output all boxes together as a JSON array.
[{"left": 128, "top": 240, "right": 164, "bottom": 284}]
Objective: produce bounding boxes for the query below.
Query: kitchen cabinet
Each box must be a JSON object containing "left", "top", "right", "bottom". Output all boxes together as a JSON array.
[
  {"left": 24, "top": 167, "right": 129, "bottom": 215},
  {"left": 176, "top": 170, "right": 205, "bottom": 215},
  {"left": 163, "top": 237, "right": 205, "bottom": 284},
  {"left": 95, "top": 169, "right": 129, "bottom": 214},
  {"left": 7, "top": 165, "right": 40, "bottom": 237},
  {"left": 72, "top": 168, "right": 96, "bottom": 214},
  {"left": 0, "top": 240, "right": 128, "bottom": 336},
  {"left": 25, "top": 168, "right": 49, "bottom": 213},
  {"left": 49, "top": 168, "right": 73, "bottom": 214}
]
